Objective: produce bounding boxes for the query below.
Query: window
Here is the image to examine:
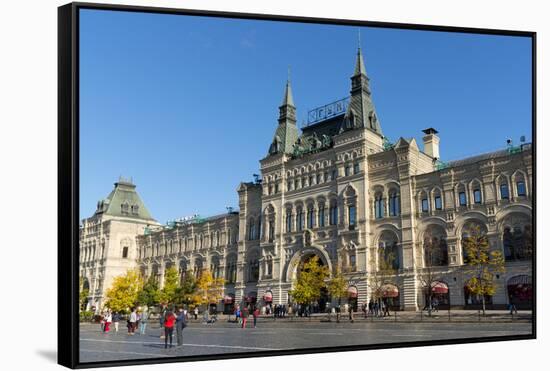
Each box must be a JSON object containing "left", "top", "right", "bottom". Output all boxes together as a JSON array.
[
  {"left": 353, "top": 163, "right": 360, "bottom": 174},
  {"left": 516, "top": 181, "right": 526, "bottom": 196},
  {"left": 268, "top": 222, "right": 275, "bottom": 242},
  {"left": 349, "top": 205, "right": 357, "bottom": 228},
  {"left": 375, "top": 195, "right": 385, "bottom": 218},
  {"left": 389, "top": 192, "right": 400, "bottom": 216},
  {"left": 286, "top": 212, "right": 292, "bottom": 233},
  {"left": 344, "top": 165, "right": 351, "bottom": 177},
  {"left": 459, "top": 192, "right": 467, "bottom": 206},
  {"left": 421, "top": 198, "right": 429, "bottom": 212},
  {"left": 121, "top": 203, "right": 129, "bottom": 215},
  {"left": 248, "top": 221, "right": 256, "bottom": 240},
  {"left": 316, "top": 174, "right": 321, "bottom": 184},
  {"left": 274, "top": 184, "right": 279, "bottom": 193},
  {"left": 318, "top": 206, "right": 325, "bottom": 227},
  {"left": 266, "top": 258, "right": 273, "bottom": 276},
  {"left": 434, "top": 196, "right": 442, "bottom": 210},
  {"left": 331, "top": 169, "right": 337, "bottom": 180},
  {"left": 268, "top": 185, "right": 273, "bottom": 195},
  {"left": 309, "top": 176, "right": 313, "bottom": 186},
  {"left": 500, "top": 183, "right": 509, "bottom": 199},
  {"left": 329, "top": 204, "right": 338, "bottom": 225},
  {"left": 297, "top": 210, "right": 304, "bottom": 231},
  {"left": 131, "top": 205, "right": 139, "bottom": 215},
  {"left": 307, "top": 207, "right": 314, "bottom": 229},
  {"left": 287, "top": 181, "right": 292, "bottom": 191},
  {"left": 122, "top": 246, "right": 128, "bottom": 258},
  {"left": 350, "top": 254, "right": 356, "bottom": 271},
  {"left": 324, "top": 172, "right": 328, "bottom": 182},
  {"left": 295, "top": 179, "right": 299, "bottom": 189},
  {"left": 473, "top": 189, "right": 482, "bottom": 204}
]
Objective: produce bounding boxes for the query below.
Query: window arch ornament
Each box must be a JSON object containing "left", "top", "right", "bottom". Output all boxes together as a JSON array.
[
  {"left": 423, "top": 224, "right": 449, "bottom": 267},
  {"left": 501, "top": 213, "right": 532, "bottom": 261},
  {"left": 378, "top": 230, "right": 400, "bottom": 270}
]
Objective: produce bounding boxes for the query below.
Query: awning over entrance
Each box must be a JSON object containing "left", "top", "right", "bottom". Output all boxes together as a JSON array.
[
  {"left": 223, "top": 295, "right": 234, "bottom": 304},
  {"left": 347, "top": 286, "right": 358, "bottom": 298},
  {"left": 507, "top": 275, "right": 532, "bottom": 286},
  {"left": 431, "top": 281, "right": 449, "bottom": 294},
  {"left": 380, "top": 284, "right": 399, "bottom": 298},
  {"left": 263, "top": 291, "right": 273, "bottom": 302}
]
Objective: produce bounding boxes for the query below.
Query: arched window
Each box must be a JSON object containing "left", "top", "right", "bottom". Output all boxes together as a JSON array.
[
  {"left": 122, "top": 246, "right": 129, "bottom": 258},
  {"left": 193, "top": 258, "right": 203, "bottom": 278},
  {"left": 420, "top": 191, "right": 429, "bottom": 213},
  {"left": 456, "top": 183, "right": 467, "bottom": 207},
  {"left": 375, "top": 192, "right": 385, "bottom": 218},
  {"left": 388, "top": 189, "right": 400, "bottom": 216},
  {"left": 226, "top": 255, "right": 237, "bottom": 283},
  {"left": 461, "top": 220, "right": 488, "bottom": 264},
  {"left": 433, "top": 189, "right": 443, "bottom": 210},
  {"left": 423, "top": 225, "right": 448, "bottom": 266},
  {"left": 329, "top": 200, "right": 338, "bottom": 225},
  {"left": 378, "top": 230, "right": 399, "bottom": 270},
  {"left": 211, "top": 256, "right": 221, "bottom": 279},
  {"left": 266, "top": 256, "right": 273, "bottom": 277},
  {"left": 318, "top": 203, "right": 326, "bottom": 227},
  {"left": 296, "top": 206, "right": 304, "bottom": 231},
  {"left": 248, "top": 218, "right": 256, "bottom": 240},
  {"left": 471, "top": 181, "right": 483, "bottom": 204},
  {"left": 307, "top": 205, "right": 315, "bottom": 229},
  {"left": 502, "top": 214, "right": 532, "bottom": 261},
  {"left": 500, "top": 181, "right": 510, "bottom": 200},
  {"left": 286, "top": 209, "right": 293, "bottom": 233},
  {"left": 248, "top": 252, "right": 260, "bottom": 282}
]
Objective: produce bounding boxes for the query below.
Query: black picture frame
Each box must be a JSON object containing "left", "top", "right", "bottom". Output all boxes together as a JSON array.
[{"left": 58, "top": 2, "right": 536, "bottom": 368}]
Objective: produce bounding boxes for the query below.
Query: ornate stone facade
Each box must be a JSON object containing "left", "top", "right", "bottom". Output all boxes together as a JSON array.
[{"left": 81, "top": 48, "right": 533, "bottom": 312}]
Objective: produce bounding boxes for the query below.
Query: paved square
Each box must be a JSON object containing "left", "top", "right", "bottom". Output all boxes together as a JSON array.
[{"left": 79, "top": 318, "right": 532, "bottom": 363}]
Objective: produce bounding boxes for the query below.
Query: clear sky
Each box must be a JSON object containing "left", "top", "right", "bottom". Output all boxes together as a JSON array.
[{"left": 79, "top": 8, "right": 532, "bottom": 224}]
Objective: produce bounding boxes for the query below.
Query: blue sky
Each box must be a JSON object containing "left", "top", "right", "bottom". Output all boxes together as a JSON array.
[{"left": 79, "top": 9, "right": 532, "bottom": 223}]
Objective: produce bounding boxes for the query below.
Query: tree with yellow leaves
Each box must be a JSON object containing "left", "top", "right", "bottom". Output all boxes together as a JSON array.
[
  {"left": 190, "top": 270, "right": 225, "bottom": 310},
  {"left": 104, "top": 269, "right": 143, "bottom": 313},
  {"left": 289, "top": 256, "right": 329, "bottom": 307},
  {"left": 463, "top": 224, "right": 505, "bottom": 316}
]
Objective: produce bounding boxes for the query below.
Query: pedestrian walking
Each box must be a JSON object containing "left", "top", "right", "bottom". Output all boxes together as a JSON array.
[
  {"left": 374, "top": 301, "right": 379, "bottom": 317},
  {"left": 139, "top": 309, "right": 148, "bottom": 335},
  {"left": 368, "top": 299, "right": 374, "bottom": 316},
  {"left": 253, "top": 307, "right": 259, "bottom": 328},
  {"left": 236, "top": 307, "right": 241, "bottom": 325},
  {"left": 112, "top": 311, "right": 120, "bottom": 332},
  {"left": 241, "top": 306, "right": 249, "bottom": 329},
  {"left": 163, "top": 308, "right": 176, "bottom": 349},
  {"left": 128, "top": 308, "right": 137, "bottom": 335},
  {"left": 100, "top": 311, "right": 106, "bottom": 332},
  {"left": 194, "top": 307, "right": 199, "bottom": 320},
  {"left": 176, "top": 308, "right": 187, "bottom": 347},
  {"left": 104, "top": 311, "right": 112, "bottom": 332},
  {"left": 348, "top": 304, "right": 354, "bottom": 323}
]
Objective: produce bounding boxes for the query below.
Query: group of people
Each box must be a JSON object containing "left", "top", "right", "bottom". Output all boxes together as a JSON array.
[
  {"left": 234, "top": 306, "right": 260, "bottom": 328},
  {"left": 98, "top": 308, "right": 149, "bottom": 335},
  {"left": 158, "top": 306, "right": 187, "bottom": 349},
  {"left": 361, "top": 299, "right": 393, "bottom": 317}
]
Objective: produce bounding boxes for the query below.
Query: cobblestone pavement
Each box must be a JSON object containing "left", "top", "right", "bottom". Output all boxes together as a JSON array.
[{"left": 79, "top": 318, "right": 532, "bottom": 363}]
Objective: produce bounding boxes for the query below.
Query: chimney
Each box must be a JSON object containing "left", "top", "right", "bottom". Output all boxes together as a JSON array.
[{"left": 422, "top": 128, "right": 440, "bottom": 159}]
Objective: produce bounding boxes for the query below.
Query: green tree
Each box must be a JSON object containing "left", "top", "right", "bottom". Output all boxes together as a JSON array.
[
  {"left": 105, "top": 269, "right": 143, "bottom": 313},
  {"left": 79, "top": 277, "right": 89, "bottom": 311},
  {"left": 174, "top": 270, "right": 196, "bottom": 306},
  {"left": 327, "top": 266, "right": 347, "bottom": 322},
  {"left": 159, "top": 266, "right": 179, "bottom": 304},
  {"left": 137, "top": 274, "right": 160, "bottom": 308},
  {"left": 289, "top": 256, "right": 329, "bottom": 307},
  {"left": 463, "top": 224, "right": 505, "bottom": 315}
]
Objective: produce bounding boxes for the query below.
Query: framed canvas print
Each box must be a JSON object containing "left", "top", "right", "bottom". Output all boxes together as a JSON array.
[{"left": 58, "top": 2, "right": 536, "bottom": 368}]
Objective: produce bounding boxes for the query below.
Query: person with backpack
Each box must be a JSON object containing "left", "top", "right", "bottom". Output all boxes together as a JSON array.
[
  {"left": 163, "top": 307, "right": 176, "bottom": 349},
  {"left": 176, "top": 307, "right": 187, "bottom": 347},
  {"left": 139, "top": 309, "right": 148, "bottom": 335},
  {"left": 104, "top": 310, "right": 112, "bottom": 333}
]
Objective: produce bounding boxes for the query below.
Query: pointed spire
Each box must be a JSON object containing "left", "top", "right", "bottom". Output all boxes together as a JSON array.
[
  {"left": 281, "top": 67, "right": 295, "bottom": 107},
  {"left": 354, "top": 46, "right": 367, "bottom": 76}
]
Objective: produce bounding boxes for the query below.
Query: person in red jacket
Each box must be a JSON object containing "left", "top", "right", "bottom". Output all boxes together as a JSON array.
[{"left": 163, "top": 308, "right": 176, "bottom": 349}]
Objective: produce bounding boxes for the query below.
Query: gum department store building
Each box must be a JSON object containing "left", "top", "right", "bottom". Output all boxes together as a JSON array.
[{"left": 80, "top": 47, "right": 533, "bottom": 313}]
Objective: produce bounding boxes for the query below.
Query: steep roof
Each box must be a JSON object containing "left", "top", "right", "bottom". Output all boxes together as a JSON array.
[{"left": 95, "top": 179, "right": 156, "bottom": 221}]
